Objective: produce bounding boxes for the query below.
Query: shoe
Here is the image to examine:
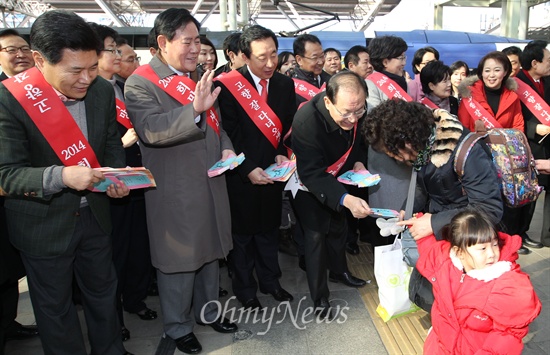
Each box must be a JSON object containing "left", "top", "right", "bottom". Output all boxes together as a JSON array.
[
  {"left": 346, "top": 241, "right": 360, "bottom": 255},
  {"left": 523, "top": 237, "right": 543, "bottom": 249},
  {"left": 329, "top": 271, "right": 367, "bottom": 288},
  {"left": 132, "top": 307, "right": 158, "bottom": 320},
  {"left": 298, "top": 255, "right": 306, "bottom": 271},
  {"left": 314, "top": 297, "right": 333, "bottom": 320},
  {"left": 5, "top": 321, "right": 39, "bottom": 341},
  {"left": 518, "top": 246, "right": 531, "bottom": 255},
  {"left": 279, "top": 228, "right": 299, "bottom": 256},
  {"left": 147, "top": 282, "right": 159, "bottom": 296},
  {"left": 196, "top": 317, "right": 238, "bottom": 333},
  {"left": 241, "top": 298, "right": 263, "bottom": 311},
  {"left": 175, "top": 332, "right": 202, "bottom": 354},
  {"left": 121, "top": 326, "right": 131, "bottom": 342},
  {"left": 219, "top": 287, "right": 228, "bottom": 297},
  {"left": 261, "top": 288, "right": 294, "bottom": 302}
]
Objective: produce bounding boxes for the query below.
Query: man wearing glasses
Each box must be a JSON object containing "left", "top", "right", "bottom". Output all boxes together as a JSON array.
[
  {"left": 291, "top": 71, "right": 370, "bottom": 319},
  {"left": 0, "top": 28, "right": 39, "bottom": 352},
  {"left": 116, "top": 38, "right": 140, "bottom": 82}
]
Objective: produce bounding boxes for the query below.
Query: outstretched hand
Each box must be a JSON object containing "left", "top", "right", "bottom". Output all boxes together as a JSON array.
[{"left": 193, "top": 69, "right": 221, "bottom": 114}]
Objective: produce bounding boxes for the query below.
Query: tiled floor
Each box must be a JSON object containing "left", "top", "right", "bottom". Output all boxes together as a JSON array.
[{"left": 5, "top": 192, "right": 550, "bottom": 354}]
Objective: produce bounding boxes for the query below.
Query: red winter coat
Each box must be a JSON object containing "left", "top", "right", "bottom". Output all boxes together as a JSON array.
[
  {"left": 416, "top": 232, "right": 541, "bottom": 355},
  {"left": 457, "top": 76, "right": 524, "bottom": 132}
]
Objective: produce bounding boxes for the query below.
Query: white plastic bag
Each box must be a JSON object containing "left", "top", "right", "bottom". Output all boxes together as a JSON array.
[{"left": 374, "top": 237, "right": 419, "bottom": 322}]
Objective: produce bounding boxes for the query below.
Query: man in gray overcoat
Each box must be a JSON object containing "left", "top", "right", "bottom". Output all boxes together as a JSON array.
[{"left": 124, "top": 8, "right": 237, "bottom": 354}]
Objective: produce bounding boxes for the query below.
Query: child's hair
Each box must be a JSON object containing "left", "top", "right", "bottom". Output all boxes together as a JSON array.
[{"left": 442, "top": 209, "right": 503, "bottom": 251}]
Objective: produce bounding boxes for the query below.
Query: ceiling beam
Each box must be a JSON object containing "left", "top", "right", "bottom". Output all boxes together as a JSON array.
[
  {"left": 94, "top": 0, "right": 127, "bottom": 26},
  {"left": 0, "top": 0, "right": 52, "bottom": 18}
]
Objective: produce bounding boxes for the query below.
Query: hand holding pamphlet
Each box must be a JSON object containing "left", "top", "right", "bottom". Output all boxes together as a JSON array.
[
  {"left": 89, "top": 167, "right": 156, "bottom": 192},
  {"left": 264, "top": 160, "right": 296, "bottom": 182},
  {"left": 208, "top": 153, "right": 245, "bottom": 177},
  {"left": 337, "top": 169, "right": 381, "bottom": 187}
]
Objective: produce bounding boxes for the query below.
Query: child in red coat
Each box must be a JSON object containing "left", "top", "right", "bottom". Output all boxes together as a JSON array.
[{"left": 414, "top": 210, "right": 541, "bottom": 355}]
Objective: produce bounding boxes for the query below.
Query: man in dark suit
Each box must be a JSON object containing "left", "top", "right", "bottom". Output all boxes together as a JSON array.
[
  {"left": 0, "top": 28, "right": 39, "bottom": 350},
  {"left": 292, "top": 71, "right": 370, "bottom": 319},
  {"left": 215, "top": 25, "right": 296, "bottom": 310},
  {"left": 0, "top": 11, "right": 130, "bottom": 355},
  {"left": 516, "top": 40, "right": 550, "bottom": 248}
]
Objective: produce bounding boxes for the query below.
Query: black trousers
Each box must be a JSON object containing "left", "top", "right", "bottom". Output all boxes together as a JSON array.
[
  {"left": 0, "top": 281, "right": 18, "bottom": 352},
  {"left": 231, "top": 228, "right": 281, "bottom": 302},
  {"left": 21, "top": 207, "right": 125, "bottom": 355}
]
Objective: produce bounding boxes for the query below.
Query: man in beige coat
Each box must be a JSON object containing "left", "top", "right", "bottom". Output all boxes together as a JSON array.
[{"left": 124, "top": 8, "right": 237, "bottom": 354}]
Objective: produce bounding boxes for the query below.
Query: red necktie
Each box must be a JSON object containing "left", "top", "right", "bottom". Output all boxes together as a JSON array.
[{"left": 259, "top": 79, "right": 268, "bottom": 101}]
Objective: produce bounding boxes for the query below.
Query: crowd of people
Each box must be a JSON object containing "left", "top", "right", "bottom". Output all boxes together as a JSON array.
[{"left": 0, "top": 7, "right": 547, "bottom": 355}]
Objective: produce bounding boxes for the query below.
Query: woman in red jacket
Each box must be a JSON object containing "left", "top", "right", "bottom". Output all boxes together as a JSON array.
[
  {"left": 414, "top": 210, "right": 541, "bottom": 355},
  {"left": 457, "top": 51, "right": 524, "bottom": 132}
]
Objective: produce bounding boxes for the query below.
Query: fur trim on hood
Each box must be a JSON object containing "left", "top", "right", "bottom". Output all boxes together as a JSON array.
[
  {"left": 430, "top": 109, "right": 463, "bottom": 167},
  {"left": 457, "top": 75, "right": 518, "bottom": 99}
]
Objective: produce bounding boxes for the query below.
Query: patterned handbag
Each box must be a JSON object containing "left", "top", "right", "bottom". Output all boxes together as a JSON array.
[{"left": 455, "top": 120, "right": 543, "bottom": 208}]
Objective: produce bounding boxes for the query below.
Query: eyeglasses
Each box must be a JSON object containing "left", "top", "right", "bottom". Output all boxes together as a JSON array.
[
  {"left": 333, "top": 105, "right": 367, "bottom": 119},
  {"left": 395, "top": 55, "right": 407, "bottom": 62},
  {"left": 0, "top": 46, "right": 31, "bottom": 55},
  {"left": 102, "top": 48, "right": 122, "bottom": 56},
  {"left": 302, "top": 53, "right": 326, "bottom": 63},
  {"left": 121, "top": 57, "right": 141, "bottom": 63}
]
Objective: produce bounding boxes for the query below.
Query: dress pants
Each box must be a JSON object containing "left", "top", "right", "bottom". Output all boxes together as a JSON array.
[
  {"left": 156, "top": 260, "right": 219, "bottom": 339},
  {"left": 303, "top": 215, "right": 347, "bottom": 302},
  {"left": 20, "top": 206, "right": 124, "bottom": 355},
  {"left": 231, "top": 229, "right": 281, "bottom": 302},
  {"left": 0, "top": 281, "right": 18, "bottom": 352}
]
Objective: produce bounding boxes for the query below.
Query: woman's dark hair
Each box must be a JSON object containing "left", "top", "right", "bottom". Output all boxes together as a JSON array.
[
  {"left": 441, "top": 209, "right": 503, "bottom": 252},
  {"left": 276, "top": 51, "right": 294, "bottom": 72},
  {"left": 88, "top": 23, "right": 119, "bottom": 50},
  {"left": 325, "top": 71, "right": 368, "bottom": 105},
  {"left": 366, "top": 36, "right": 408, "bottom": 72},
  {"left": 154, "top": 8, "right": 200, "bottom": 42},
  {"left": 450, "top": 60, "right": 470, "bottom": 76},
  {"left": 476, "top": 51, "right": 512, "bottom": 83},
  {"left": 200, "top": 36, "right": 218, "bottom": 68},
  {"left": 30, "top": 10, "right": 101, "bottom": 65},
  {"left": 412, "top": 46, "right": 440, "bottom": 74},
  {"left": 239, "top": 25, "right": 278, "bottom": 58},
  {"left": 362, "top": 99, "right": 434, "bottom": 159},
  {"left": 147, "top": 27, "right": 158, "bottom": 50},
  {"left": 420, "top": 60, "right": 451, "bottom": 95}
]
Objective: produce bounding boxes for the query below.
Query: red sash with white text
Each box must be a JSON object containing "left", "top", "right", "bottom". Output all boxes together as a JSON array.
[
  {"left": 513, "top": 77, "right": 550, "bottom": 126},
  {"left": 326, "top": 123, "right": 358, "bottom": 176},
  {"left": 293, "top": 78, "right": 326, "bottom": 102},
  {"left": 133, "top": 64, "right": 220, "bottom": 136},
  {"left": 216, "top": 70, "right": 282, "bottom": 149},
  {"left": 3, "top": 67, "right": 100, "bottom": 168},
  {"left": 368, "top": 72, "right": 412, "bottom": 102},
  {"left": 462, "top": 97, "right": 503, "bottom": 129},
  {"left": 115, "top": 98, "right": 133, "bottom": 129},
  {"left": 419, "top": 96, "right": 439, "bottom": 110}
]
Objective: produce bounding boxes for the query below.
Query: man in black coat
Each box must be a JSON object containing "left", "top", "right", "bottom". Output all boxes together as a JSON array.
[
  {"left": 516, "top": 40, "right": 550, "bottom": 248},
  {"left": 291, "top": 71, "right": 369, "bottom": 318},
  {"left": 215, "top": 25, "right": 296, "bottom": 310}
]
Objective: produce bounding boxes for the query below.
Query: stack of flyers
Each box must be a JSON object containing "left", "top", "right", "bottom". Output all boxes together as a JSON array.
[
  {"left": 89, "top": 167, "right": 156, "bottom": 192},
  {"left": 208, "top": 153, "right": 245, "bottom": 177},
  {"left": 264, "top": 160, "right": 297, "bottom": 182},
  {"left": 337, "top": 169, "right": 381, "bottom": 188}
]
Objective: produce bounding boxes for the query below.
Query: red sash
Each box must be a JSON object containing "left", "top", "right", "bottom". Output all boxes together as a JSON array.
[
  {"left": 216, "top": 70, "right": 282, "bottom": 149},
  {"left": 133, "top": 64, "right": 220, "bottom": 136},
  {"left": 115, "top": 98, "right": 133, "bottom": 129},
  {"left": 3, "top": 67, "right": 100, "bottom": 168},
  {"left": 513, "top": 77, "right": 550, "bottom": 126},
  {"left": 419, "top": 96, "right": 439, "bottom": 110},
  {"left": 368, "top": 72, "right": 412, "bottom": 102},
  {"left": 293, "top": 78, "right": 326, "bottom": 102},
  {"left": 462, "top": 97, "right": 503, "bottom": 129},
  {"left": 326, "top": 123, "right": 358, "bottom": 176}
]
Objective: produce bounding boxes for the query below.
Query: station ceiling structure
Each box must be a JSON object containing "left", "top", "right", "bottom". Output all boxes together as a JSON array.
[{"left": 0, "top": 0, "right": 402, "bottom": 32}]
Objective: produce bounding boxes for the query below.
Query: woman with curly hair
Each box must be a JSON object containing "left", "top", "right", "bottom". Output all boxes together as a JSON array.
[{"left": 362, "top": 99, "right": 503, "bottom": 240}]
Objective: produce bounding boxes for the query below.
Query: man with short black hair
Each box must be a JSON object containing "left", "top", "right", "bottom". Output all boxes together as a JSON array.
[
  {"left": 323, "top": 47, "right": 341, "bottom": 76},
  {"left": 502, "top": 45, "right": 522, "bottom": 77},
  {"left": 115, "top": 37, "right": 140, "bottom": 81},
  {"left": 214, "top": 32, "right": 246, "bottom": 77},
  {"left": 0, "top": 10, "right": 130, "bottom": 355},
  {"left": 344, "top": 45, "right": 373, "bottom": 79},
  {"left": 0, "top": 29, "right": 33, "bottom": 80}
]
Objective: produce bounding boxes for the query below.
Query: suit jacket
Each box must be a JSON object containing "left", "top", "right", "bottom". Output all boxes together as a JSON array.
[
  {"left": 291, "top": 92, "right": 368, "bottom": 234},
  {"left": 291, "top": 66, "right": 331, "bottom": 107},
  {"left": 515, "top": 70, "right": 550, "bottom": 188},
  {"left": 124, "top": 55, "right": 234, "bottom": 273},
  {"left": 0, "top": 72, "right": 8, "bottom": 81},
  {"left": 215, "top": 66, "right": 297, "bottom": 234},
  {"left": 0, "top": 75, "right": 125, "bottom": 257}
]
